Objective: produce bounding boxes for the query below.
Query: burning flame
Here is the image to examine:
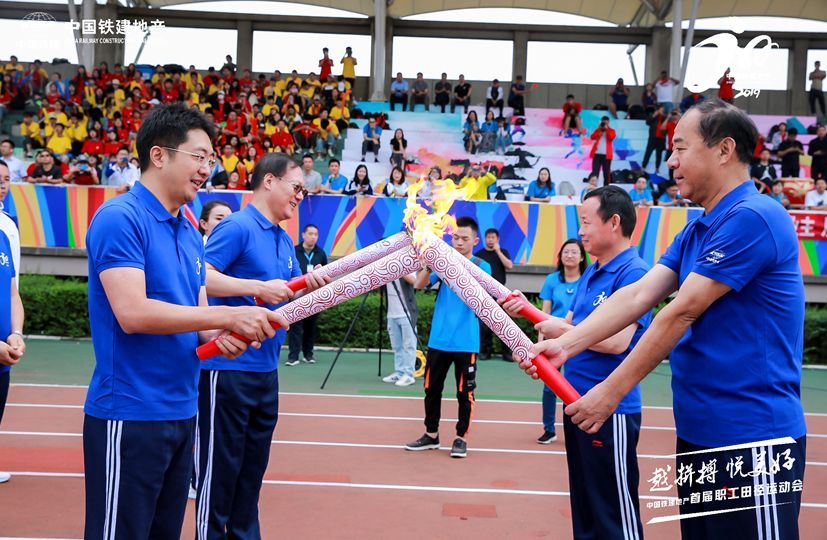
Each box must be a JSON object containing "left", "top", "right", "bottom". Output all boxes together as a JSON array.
[{"left": 404, "top": 175, "right": 479, "bottom": 247}]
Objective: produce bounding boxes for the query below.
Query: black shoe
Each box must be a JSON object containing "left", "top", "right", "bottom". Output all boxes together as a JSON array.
[
  {"left": 374, "top": 157, "right": 380, "bottom": 162},
  {"left": 405, "top": 434, "right": 440, "bottom": 451},
  {"left": 450, "top": 438, "right": 467, "bottom": 458},
  {"left": 537, "top": 431, "right": 558, "bottom": 444},
  {"left": 479, "top": 352, "right": 492, "bottom": 360},
  {"left": 360, "top": 157, "right": 365, "bottom": 162}
]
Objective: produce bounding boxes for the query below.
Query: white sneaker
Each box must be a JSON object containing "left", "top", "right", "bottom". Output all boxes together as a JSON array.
[
  {"left": 395, "top": 374, "right": 416, "bottom": 387},
  {"left": 382, "top": 373, "right": 400, "bottom": 383},
  {"left": 0, "top": 472, "right": 10, "bottom": 483},
  {"left": 188, "top": 486, "right": 197, "bottom": 499}
]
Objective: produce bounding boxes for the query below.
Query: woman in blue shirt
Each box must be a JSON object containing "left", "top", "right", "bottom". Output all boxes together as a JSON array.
[
  {"left": 463, "top": 111, "right": 480, "bottom": 154},
  {"left": 479, "top": 110, "right": 498, "bottom": 153},
  {"left": 629, "top": 176, "right": 654, "bottom": 207},
  {"left": 537, "top": 238, "right": 586, "bottom": 443},
  {"left": 526, "top": 167, "right": 556, "bottom": 202}
]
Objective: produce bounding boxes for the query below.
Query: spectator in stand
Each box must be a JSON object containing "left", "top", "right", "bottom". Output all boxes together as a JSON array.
[
  {"left": 286, "top": 224, "right": 328, "bottom": 366},
  {"left": 809, "top": 60, "right": 826, "bottom": 116},
  {"left": 679, "top": 92, "right": 706, "bottom": 113},
  {"left": 340, "top": 47, "right": 357, "bottom": 89},
  {"left": 562, "top": 95, "right": 583, "bottom": 133},
  {"left": 653, "top": 70, "right": 680, "bottom": 113},
  {"left": 494, "top": 117, "right": 511, "bottom": 155},
  {"left": 67, "top": 114, "right": 88, "bottom": 156},
  {"left": 717, "top": 68, "right": 735, "bottom": 103},
  {"left": 463, "top": 111, "right": 481, "bottom": 154},
  {"left": 657, "top": 181, "right": 688, "bottom": 207},
  {"left": 28, "top": 151, "right": 64, "bottom": 184},
  {"left": 508, "top": 75, "right": 528, "bottom": 116},
  {"left": 536, "top": 239, "right": 586, "bottom": 444},
  {"left": 198, "top": 200, "right": 232, "bottom": 242},
  {"left": 589, "top": 116, "right": 616, "bottom": 186},
  {"left": 390, "top": 128, "right": 408, "bottom": 170},
  {"left": 291, "top": 117, "right": 318, "bottom": 154},
  {"left": 0, "top": 141, "right": 27, "bottom": 183},
  {"left": 225, "top": 170, "right": 246, "bottom": 190},
  {"left": 105, "top": 148, "right": 139, "bottom": 188},
  {"left": 344, "top": 164, "right": 373, "bottom": 196},
  {"left": 19, "top": 112, "right": 43, "bottom": 158},
  {"left": 318, "top": 48, "right": 333, "bottom": 81},
  {"left": 46, "top": 123, "right": 72, "bottom": 159},
  {"left": 382, "top": 273, "right": 419, "bottom": 387},
  {"left": 452, "top": 74, "right": 472, "bottom": 114},
  {"left": 459, "top": 165, "right": 497, "bottom": 200},
  {"left": 300, "top": 154, "right": 323, "bottom": 194},
  {"left": 383, "top": 166, "right": 408, "bottom": 197},
  {"left": 410, "top": 72, "right": 430, "bottom": 112},
  {"left": 580, "top": 173, "right": 599, "bottom": 200},
  {"left": 270, "top": 119, "right": 295, "bottom": 155},
  {"left": 629, "top": 176, "right": 654, "bottom": 207},
  {"left": 361, "top": 116, "right": 382, "bottom": 163},
  {"left": 665, "top": 110, "right": 680, "bottom": 180},
  {"left": 808, "top": 125, "right": 827, "bottom": 181},
  {"left": 769, "top": 180, "right": 791, "bottom": 209},
  {"left": 389, "top": 73, "right": 409, "bottom": 112},
  {"left": 479, "top": 110, "right": 498, "bottom": 153},
  {"left": 608, "top": 78, "right": 630, "bottom": 119},
  {"left": 329, "top": 99, "right": 351, "bottom": 133},
  {"left": 769, "top": 122, "right": 788, "bottom": 152},
  {"left": 750, "top": 148, "right": 777, "bottom": 192},
  {"left": 777, "top": 128, "right": 805, "bottom": 177},
  {"left": 102, "top": 129, "right": 123, "bottom": 159},
  {"left": 66, "top": 154, "right": 99, "bottom": 186},
  {"left": 642, "top": 106, "right": 667, "bottom": 174},
  {"left": 240, "top": 147, "right": 260, "bottom": 179},
  {"left": 474, "top": 228, "right": 513, "bottom": 361},
  {"left": 322, "top": 158, "right": 347, "bottom": 194},
  {"left": 804, "top": 178, "right": 827, "bottom": 210},
  {"left": 527, "top": 167, "right": 555, "bottom": 202},
  {"left": 434, "top": 73, "right": 452, "bottom": 113},
  {"left": 485, "top": 79, "right": 504, "bottom": 118},
  {"left": 313, "top": 110, "right": 340, "bottom": 160},
  {"left": 220, "top": 143, "right": 240, "bottom": 174}
]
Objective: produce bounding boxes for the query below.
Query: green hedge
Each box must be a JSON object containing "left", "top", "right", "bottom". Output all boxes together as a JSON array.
[{"left": 16, "top": 276, "right": 827, "bottom": 364}]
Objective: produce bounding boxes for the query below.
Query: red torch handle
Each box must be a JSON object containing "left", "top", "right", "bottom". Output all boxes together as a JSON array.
[
  {"left": 505, "top": 292, "right": 552, "bottom": 325},
  {"left": 254, "top": 275, "right": 309, "bottom": 305},
  {"left": 532, "top": 352, "right": 581, "bottom": 405},
  {"left": 196, "top": 322, "right": 283, "bottom": 361}
]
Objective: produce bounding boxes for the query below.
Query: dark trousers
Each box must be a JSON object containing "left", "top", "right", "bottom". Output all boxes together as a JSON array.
[
  {"left": 423, "top": 348, "right": 476, "bottom": 438},
  {"left": 196, "top": 369, "right": 279, "bottom": 540},
  {"left": 389, "top": 94, "right": 407, "bottom": 111},
  {"left": 0, "top": 370, "right": 8, "bottom": 424},
  {"left": 486, "top": 98, "right": 504, "bottom": 117},
  {"left": 435, "top": 94, "right": 450, "bottom": 113},
  {"left": 810, "top": 89, "right": 826, "bottom": 116},
  {"left": 479, "top": 320, "right": 511, "bottom": 358},
  {"left": 811, "top": 157, "right": 826, "bottom": 181},
  {"left": 564, "top": 413, "right": 643, "bottom": 540},
  {"left": 361, "top": 140, "right": 380, "bottom": 159},
  {"left": 287, "top": 314, "right": 318, "bottom": 361},
  {"left": 675, "top": 435, "right": 806, "bottom": 540},
  {"left": 410, "top": 94, "right": 429, "bottom": 111},
  {"left": 83, "top": 415, "right": 195, "bottom": 540},
  {"left": 781, "top": 163, "right": 800, "bottom": 178},
  {"left": 592, "top": 154, "right": 612, "bottom": 186},
  {"left": 509, "top": 97, "right": 525, "bottom": 116},
  {"left": 642, "top": 136, "right": 666, "bottom": 170},
  {"left": 451, "top": 97, "right": 469, "bottom": 114}
]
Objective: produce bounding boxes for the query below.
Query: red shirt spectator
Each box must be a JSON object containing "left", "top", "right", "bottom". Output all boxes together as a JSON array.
[
  {"left": 718, "top": 69, "right": 735, "bottom": 102},
  {"left": 589, "top": 124, "right": 617, "bottom": 159},
  {"left": 82, "top": 138, "right": 105, "bottom": 157},
  {"left": 271, "top": 128, "right": 294, "bottom": 150}
]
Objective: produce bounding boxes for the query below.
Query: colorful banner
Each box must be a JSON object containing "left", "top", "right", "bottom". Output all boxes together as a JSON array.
[{"left": 5, "top": 185, "right": 827, "bottom": 276}]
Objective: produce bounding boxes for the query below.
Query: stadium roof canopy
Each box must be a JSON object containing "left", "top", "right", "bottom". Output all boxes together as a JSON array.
[{"left": 134, "top": 0, "right": 826, "bottom": 26}]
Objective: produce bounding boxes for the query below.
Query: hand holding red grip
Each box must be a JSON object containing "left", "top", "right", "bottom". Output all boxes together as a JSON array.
[
  {"left": 196, "top": 323, "right": 282, "bottom": 360},
  {"left": 255, "top": 275, "right": 308, "bottom": 305},
  {"left": 531, "top": 352, "right": 580, "bottom": 405},
  {"left": 504, "top": 291, "right": 552, "bottom": 325}
]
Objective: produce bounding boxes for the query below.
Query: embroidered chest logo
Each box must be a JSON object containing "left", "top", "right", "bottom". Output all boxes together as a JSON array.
[
  {"left": 288, "top": 256, "right": 293, "bottom": 271},
  {"left": 0, "top": 252, "right": 8, "bottom": 268},
  {"left": 593, "top": 291, "right": 608, "bottom": 307},
  {"left": 195, "top": 257, "right": 202, "bottom": 275},
  {"left": 706, "top": 250, "right": 726, "bottom": 265}
]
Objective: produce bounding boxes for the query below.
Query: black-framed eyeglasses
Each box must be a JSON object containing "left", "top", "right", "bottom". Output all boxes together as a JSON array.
[
  {"left": 160, "top": 146, "right": 217, "bottom": 169},
  {"left": 276, "top": 175, "right": 307, "bottom": 198}
]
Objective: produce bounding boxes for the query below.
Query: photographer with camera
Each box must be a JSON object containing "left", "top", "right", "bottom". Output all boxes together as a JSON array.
[
  {"left": 589, "top": 116, "right": 616, "bottom": 186},
  {"left": 66, "top": 154, "right": 100, "bottom": 186},
  {"left": 105, "top": 147, "right": 139, "bottom": 189}
]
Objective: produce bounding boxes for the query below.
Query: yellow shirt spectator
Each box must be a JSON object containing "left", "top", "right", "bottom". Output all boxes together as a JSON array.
[
  {"left": 43, "top": 110, "right": 69, "bottom": 127},
  {"left": 312, "top": 118, "right": 340, "bottom": 139},
  {"left": 222, "top": 154, "right": 240, "bottom": 173},
  {"left": 67, "top": 121, "right": 88, "bottom": 142},
  {"left": 341, "top": 56, "right": 356, "bottom": 79},
  {"left": 20, "top": 120, "right": 43, "bottom": 144},
  {"left": 299, "top": 86, "right": 316, "bottom": 102},
  {"left": 329, "top": 106, "right": 350, "bottom": 122},
  {"left": 458, "top": 172, "right": 497, "bottom": 201},
  {"left": 47, "top": 133, "right": 73, "bottom": 156}
]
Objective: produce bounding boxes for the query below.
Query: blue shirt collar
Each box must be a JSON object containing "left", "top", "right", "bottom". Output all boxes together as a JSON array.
[
  {"left": 594, "top": 246, "right": 638, "bottom": 275},
  {"left": 244, "top": 202, "right": 277, "bottom": 230},
  {"left": 132, "top": 182, "right": 176, "bottom": 223},
  {"left": 698, "top": 180, "right": 755, "bottom": 227}
]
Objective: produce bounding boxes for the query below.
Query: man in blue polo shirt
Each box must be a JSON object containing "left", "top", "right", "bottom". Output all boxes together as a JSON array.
[
  {"left": 321, "top": 158, "right": 348, "bottom": 194},
  {"left": 197, "top": 153, "right": 327, "bottom": 539},
  {"left": 530, "top": 100, "right": 807, "bottom": 539},
  {"left": 405, "top": 217, "right": 492, "bottom": 459},
  {"left": 505, "top": 186, "right": 650, "bottom": 539},
  {"left": 84, "top": 104, "right": 285, "bottom": 539}
]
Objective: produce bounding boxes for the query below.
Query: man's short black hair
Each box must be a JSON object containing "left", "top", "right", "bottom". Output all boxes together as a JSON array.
[
  {"left": 455, "top": 216, "right": 479, "bottom": 235},
  {"left": 301, "top": 153, "right": 314, "bottom": 162},
  {"left": 0, "top": 139, "right": 13, "bottom": 149},
  {"left": 566, "top": 94, "right": 574, "bottom": 99},
  {"left": 302, "top": 223, "right": 319, "bottom": 233},
  {"left": 583, "top": 185, "right": 637, "bottom": 238},
  {"left": 788, "top": 128, "right": 798, "bottom": 136},
  {"left": 249, "top": 152, "right": 297, "bottom": 191},
  {"left": 601, "top": 116, "right": 610, "bottom": 122},
  {"left": 0, "top": 159, "right": 8, "bottom": 170},
  {"left": 773, "top": 180, "right": 785, "bottom": 186},
  {"left": 328, "top": 158, "right": 340, "bottom": 167},
  {"left": 136, "top": 103, "right": 215, "bottom": 171},
  {"left": 691, "top": 99, "right": 758, "bottom": 165},
  {"left": 484, "top": 228, "right": 499, "bottom": 237}
]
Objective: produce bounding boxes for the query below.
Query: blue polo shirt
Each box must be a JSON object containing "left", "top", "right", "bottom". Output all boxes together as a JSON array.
[
  {"left": 658, "top": 181, "right": 806, "bottom": 447},
  {"left": 322, "top": 173, "right": 348, "bottom": 192},
  {"left": 203, "top": 203, "right": 300, "bottom": 372},
  {"left": 527, "top": 181, "right": 555, "bottom": 199},
  {"left": 0, "top": 231, "right": 15, "bottom": 375},
  {"left": 629, "top": 188, "right": 653, "bottom": 204},
  {"left": 539, "top": 271, "right": 579, "bottom": 318},
  {"left": 567, "top": 247, "right": 651, "bottom": 414},
  {"left": 427, "top": 258, "right": 492, "bottom": 353},
  {"left": 85, "top": 182, "right": 206, "bottom": 421}
]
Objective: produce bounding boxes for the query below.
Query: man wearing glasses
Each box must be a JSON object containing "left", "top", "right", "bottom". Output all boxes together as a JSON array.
[
  {"left": 198, "top": 152, "right": 329, "bottom": 539},
  {"left": 84, "top": 103, "right": 286, "bottom": 538}
]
